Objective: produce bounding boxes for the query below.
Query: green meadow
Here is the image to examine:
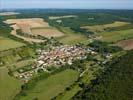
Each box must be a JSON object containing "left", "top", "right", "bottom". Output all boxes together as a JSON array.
[
  {"left": 99, "top": 29, "right": 133, "bottom": 42},
  {"left": 0, "top": 67, "right": 21, "bottom": 100},
  {"left": 56, "top": 27, "right": 88, "bottom": 44},
  {"left": 18, "top": 69, "right": 79, "bottom": 100},
  {"left": 0, "top": 37, "right": 25, "bottom": 51}
]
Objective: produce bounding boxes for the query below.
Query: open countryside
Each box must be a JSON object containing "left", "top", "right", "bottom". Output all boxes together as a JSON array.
[{"left": 0, "top": 2, "right": 133, "bottom": 100}]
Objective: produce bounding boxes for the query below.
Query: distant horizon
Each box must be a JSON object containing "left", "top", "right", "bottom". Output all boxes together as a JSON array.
[
  {"left": 1, "top": 0, "right": 133, "bottom": 10},
  {"left": 1, "top": 8, "right": 133, "bottom": 11}
]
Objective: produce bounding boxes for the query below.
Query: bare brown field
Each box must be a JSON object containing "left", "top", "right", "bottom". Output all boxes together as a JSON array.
[
  {"left": 4, "top": 18, "right": 49, "bottom": 28},
  {"left": 4, "top": 18, "right": 49, "bottom": 36},
  {"left": 17, "top": 23, "right": 32, "bottom": 34},
  {"left": 31, "top": 28, "right": 64, "bottom": 37},
  {"left": 117, "top": 39, "right": 133, "bottom": 50},
  {"left": 4, "top": 18, "right": 64, "bottom": 40},
  {"left": 0, "top": 12, "right": 20, "bottom": 16}
]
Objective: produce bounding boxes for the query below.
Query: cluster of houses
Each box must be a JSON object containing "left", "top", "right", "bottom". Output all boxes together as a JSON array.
[
  {"left": 13, "top": 44, "right": 113, "bottom": 83},
  {"left": 14, "top": 70, "right": 34, "bottom": 83},
  {"left": 36, "top": 45, "right": 87, "bottom": 67},
  {"left": 14, "top": 45, "right": 87, "bottom": 83}
]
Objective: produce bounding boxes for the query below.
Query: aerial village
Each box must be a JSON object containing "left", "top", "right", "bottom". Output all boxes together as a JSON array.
[
  {"left": 13, "top": 43, "right": 112, "bottom": 83},
  {"left": 5, "top": 17, "right": 113, "bottom": 83}
]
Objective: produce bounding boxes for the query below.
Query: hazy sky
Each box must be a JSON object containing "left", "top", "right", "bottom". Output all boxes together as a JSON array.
[{"left": 0, "top": 0, "right": 133, "bottom": 9}]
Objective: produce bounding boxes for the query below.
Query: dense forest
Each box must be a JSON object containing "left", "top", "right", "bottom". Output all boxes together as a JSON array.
[
  {"left": 73, "top": 50, "right": 133, "bottom": 100},
  {"left": 1, "top": 9, "right": 133, "bottom": 27}
]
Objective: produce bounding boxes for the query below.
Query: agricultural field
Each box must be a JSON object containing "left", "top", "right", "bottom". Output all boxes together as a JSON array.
[
  {"left": 81, "top": 21, "right": 133, "bottom": 43},
  {"left": 17, "top": 69, "right": 79, "bottom": 100},
  {"left": 31, "top": 27, "right": 64, "bottom": 37},
  {"left": 0, "top": 46, "right": 35, "bottom": 67},
  {"left": 99, "top": 29, "right": 133, "bottom": 42},
  {"left": 81, "top": 21, "right": 130, "bottom": 33},
  {"left": 4, "top": 18, "right": 49, "bottom": 28},
  {"left": 0, "top": 37, "right": 25, "bottom": 51},
  {"left": 8, "top": 59, "right": 35, "bottom": 71},
  {"left": 0, "top": 67, "right": 21, "bottom": 100},
  {"left": 4, "top": 18, "right": 49, "bottom": 35},
  {"left": 116, "top": 39, "right": 133, "bottom": 50},
  {"left": 4, "top": 18, "right": 64, "bottom": 38},
  {"left": 56, "top": 27, "right": 88, "bottom": 44}
]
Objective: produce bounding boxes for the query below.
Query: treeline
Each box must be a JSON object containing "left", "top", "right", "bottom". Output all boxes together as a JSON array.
[
  {"left": 73, "top": 50, "right": 133, "bottom": 100},
  {"left": 70, "top": 27, "right": 94, "bottom": 36}
]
